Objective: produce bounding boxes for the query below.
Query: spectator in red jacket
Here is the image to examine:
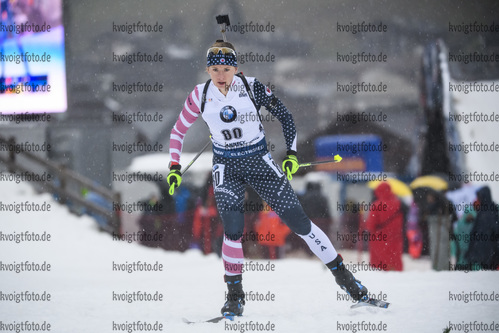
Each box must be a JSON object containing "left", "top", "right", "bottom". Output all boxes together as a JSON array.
[
  {"left": 366, "top": 182, "right": 404, "bottom": 271},
  {"left": 191, "top": 175, "right": 223, "bottom": 255}
]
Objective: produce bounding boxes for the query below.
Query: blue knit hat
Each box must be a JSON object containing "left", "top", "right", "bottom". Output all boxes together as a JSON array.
[{"left": 206, "top": 47, "right": 238, "bottom": 67}]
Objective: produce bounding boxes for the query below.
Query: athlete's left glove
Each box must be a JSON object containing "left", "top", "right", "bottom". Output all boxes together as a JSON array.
[
  {"left": 167, "top": 163, "right": 182, "bottom": 195},
  {"left": 282, "top": 150, "right": 299, "bottom": 181}
]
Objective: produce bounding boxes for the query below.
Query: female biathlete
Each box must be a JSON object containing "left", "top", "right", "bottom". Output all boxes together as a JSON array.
[{"left": 167, "top": 39, "right": 369, "bottom": 317}]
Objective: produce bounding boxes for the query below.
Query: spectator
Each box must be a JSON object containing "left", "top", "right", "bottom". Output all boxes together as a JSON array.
[
  {"left": 293, "top": 181, "right": 333, "bottom": 255},
  {"left": 191, "top": 179, "right": 223, "bottom": 255},
  {"left": 425, "top": 191, "right": 455, "bottom": 271},
  {"left": 366, "top": 182, "right": 404, "bottom": 271},
  {"left": 451, "top": 205, "right": 476, "bottom": 270},
  {"left": 299, "top": 181, "right": 333, "bottom": 234},
  {"left": 169, "top": 180, "right": 196, "bottom": 252},
  {"left": 138, "top": 194, "right": 168, "bottom": 249},
  {"left": 255, "top": 203, "right": 291, "bottom": 259},
  {"left": 406, "top": 201, "right": 423, "bottom": 259},
  {"left": 338, "top": 200, "right": 361, "bottom": 250},
  {"left": 466, "top": 186, "right": 499, "bottom": 270},
  {"left": 412, "top": 188, "right": 431, "bottom": 256}
]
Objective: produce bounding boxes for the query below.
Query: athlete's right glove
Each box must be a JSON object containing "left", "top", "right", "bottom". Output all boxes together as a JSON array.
[
  {"left": 167, "top": 163, "right": 182, "bottom": 195},
  {"left": 282, "top": 150, "right": 299, "bottom": 181}
]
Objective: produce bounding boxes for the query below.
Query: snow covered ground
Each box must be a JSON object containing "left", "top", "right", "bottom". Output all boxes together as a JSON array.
[{"left": 1, "top": 180, "right": 498, "bottom": 333}]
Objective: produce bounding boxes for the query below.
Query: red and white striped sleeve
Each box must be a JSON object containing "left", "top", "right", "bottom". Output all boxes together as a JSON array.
[{"left": 169, "top": 85, "right": 202, "bottom": 165}]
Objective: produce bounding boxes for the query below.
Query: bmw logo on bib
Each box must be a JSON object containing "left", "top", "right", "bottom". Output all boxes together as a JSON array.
[{"left": 220, "top": 105, "right": 237, "bottom": 123}]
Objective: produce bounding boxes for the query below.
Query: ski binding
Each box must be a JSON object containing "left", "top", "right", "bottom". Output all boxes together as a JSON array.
[{"left": 351, "top": 296, "right": 390, "bottom": 309}]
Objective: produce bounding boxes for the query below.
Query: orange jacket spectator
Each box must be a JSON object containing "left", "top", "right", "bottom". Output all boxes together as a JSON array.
[
  {"left": 192, "top": 186, "right": 221, "bottom": 254},
  {"left": 366, "top": 182, "right": 404, "bottom": 271},
  {"left": 255, "top": 204, "right": 291, "bottom": 258}
]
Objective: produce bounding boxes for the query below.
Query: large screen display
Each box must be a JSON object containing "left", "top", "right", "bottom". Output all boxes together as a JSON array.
[{"left": 0, "top": 0, "right": 66, "bottom": 114}]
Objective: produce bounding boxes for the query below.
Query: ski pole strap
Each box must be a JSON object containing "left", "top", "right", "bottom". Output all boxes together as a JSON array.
[{"left": 167, "top": 166, "right": 182, "bottom": 195}]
